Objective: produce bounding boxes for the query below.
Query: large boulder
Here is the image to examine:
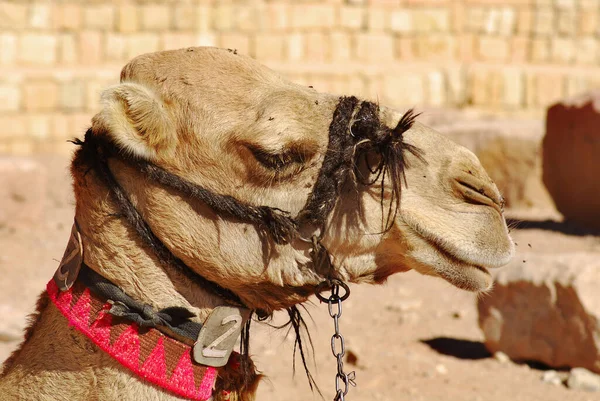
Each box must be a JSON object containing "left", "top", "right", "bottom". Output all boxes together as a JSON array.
[
  {"left": 477, "top": 252, "right": 600, "bottom": 373},
  {"left": 543, "top": 93, "right": 600, "bottom": 230},
  {"left": 430, "top": 117, "right": 553, "bottom": 209}
]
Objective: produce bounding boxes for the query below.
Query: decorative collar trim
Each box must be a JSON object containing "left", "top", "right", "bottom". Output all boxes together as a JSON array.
[{"left": 47, "top": 278, "right": 217, "bottom": 400}]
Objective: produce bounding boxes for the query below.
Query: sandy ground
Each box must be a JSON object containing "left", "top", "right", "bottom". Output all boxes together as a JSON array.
[{"left": 1, "top": 154, "right": 599, "bottom": 401}]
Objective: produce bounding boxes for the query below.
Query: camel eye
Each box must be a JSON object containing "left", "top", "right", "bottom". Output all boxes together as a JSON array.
[{"left": 247, "top": 145, "right": 305, "bottom": 171}]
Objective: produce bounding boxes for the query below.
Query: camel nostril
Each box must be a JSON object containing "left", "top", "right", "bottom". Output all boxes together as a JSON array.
[{"left": 455, "top": 178, "right": 504, "bottom": 212}]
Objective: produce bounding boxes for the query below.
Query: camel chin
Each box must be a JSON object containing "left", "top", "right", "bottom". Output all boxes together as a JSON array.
[{"left": 401, "top": 208, "right": 514, "bottom": 292}]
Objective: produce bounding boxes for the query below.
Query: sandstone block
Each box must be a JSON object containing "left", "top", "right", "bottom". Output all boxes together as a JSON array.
[
  {"left": 414, "top": 35, "right": 456, "bottom": 60},
  {"left": 543, "top": 92, "right": 600, "bottom": 229},
  {"left": 330, "top": 32, "right": 351, "bottom": 61},
  {"left": 27, "top": 114, "right": 50, "bottom": 140},
  {"left": 126, "top": 33, "right": 159, "bottom": 60},
  {"left": 446, "top": 67, "right": 466, "bottom": 105},
  {"left": 290, "top": 4, "right": 335, "bottom": 29},
  {"left": 578, "top": 12, "right": 598, "bottom": 35},
  {"left": 54, "top": 4, "right": 81, "bottom": 30},
  {"left": 395, "top": 37, "right": 415, "bottom": 60},
  {"left": 59, "top": 80, "right": 85, "bottom": 111},
  {"left": 117, "top": 4, "right": 139, "bottom": 33},
  {"left": 530, "top": 38, "right": 549, "bottom": 62},
  {"left": 555, "top": 0, "right": 576, "bottom": 9},
  {"left": 458, "top": 34, "right": 475, "bottom": 61},
  {"left": 574, "top": 38, "right": 598, "bottom": 65},
  {"left": 533, "top": 8, "right": 554, "bottom": 36},
  {"left": 0, "top": 83, "right": 20, "bottom": 112},
  {"left": 0, "top": 33, "right": 17, "bottom": 65},
  {"left": 50, "top": 114, "right": 69, "bottom": 140},
  {"left": 0, "top": 2, "right": 27, "bottom": 29},
  {"left": 502, "top": 68, "right": 524, "bottom": 108},
  {"left": 556, "top": 10, "right": 575, "bottom": 35},
  {"left": 339, "top": 6, "right": 365, "bottom": 30},
  {"left": 254, "top": 34, "right": 284, "bottom": 61},
  {"left": 18, "top": 34, "right": 57, "bottom": 66},
  {"left": 29, "top": 4, "right": 51, "bottom": 30},
  {"left": 478, "top": 253, "right": 600, "bottom": 373},
  {"left": 0, "top": 157, "right": 47, "bottom": 227},
  {"left": 286, "top": 33, "right": 304, "bottom": 61},
  {"left": 355, "top": 33, "right": 394, "bottom": 62},
  {"left": 477, "top": 37, "right": 509, "bottom": 62},
  {"left": 426, "top": 71, "right": 445, "bottom": 106},
  {"left": 482, "top": 8, "right": 516, "bottom": 35},
  {"left": 78, "top": 31, "right": 102, "bottom": 65},
  {"left": 234, "top": 5, "right": 262, "bottom": 32},
  {"left": 84, "top": 5, "right": 114, "bottom": 31},
  {"left": 195, "top": 6, "right": 214, "bottom": 32},
  {"left": 0, "top": 115, "right": 26, "bottom": 140},
  {"left": 173, "top": 5, "right": 197, "bottom": 31},
  {"left": 466, "top": 8, "right": 485, "bottom": 32},
  {"left": 58, "top": 34, "right": 77, "bottom": 64},
  {"left": 390, "top": 10, "right": 412, "bottom": 33},
  {"left": 413, "top": 9, "right": 450, "bottom": 32},
  {"left": 510, "top": 36, "right": 529, "bottom": 63},
  {"left": 105, "top": 34, "right": 126, "bottom": 61},
  {"left": 537, "top": 73, "right": 565, "bottom": 107},
  {"left": 212, "top": 4, "right": 234, "bottom": 31},
  {"left": 367, "top": 7, "right": 389, "bottom": 31},
  {"left": 381, "top": 73, "right": 425, "bottom": 107},
  {"left": 266, "top": 3, "right": 288, "bottom": 31},
  {"left": 550, "top": 37, "right": 574, "bottom": 63},
  {"left": 305, "top": 32, "right": 330, "bottom": 62},
  {"left": 141, "top": 4, "right": 171, "bottom": 31},
  {"left": 23, "top": 81, "right": 58, "bottom": 111},
  {"left": 516, "top": 8, "right": 533, "bottom": 34}
]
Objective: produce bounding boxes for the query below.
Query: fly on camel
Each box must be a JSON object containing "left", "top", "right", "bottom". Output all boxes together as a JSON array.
[{"left": 0, "top": 47, "right": 514, "bottom": 401}]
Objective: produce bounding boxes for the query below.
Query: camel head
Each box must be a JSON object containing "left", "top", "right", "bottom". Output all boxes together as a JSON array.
[{"left": 81, "top": 47, "right": 514, "bottom": 313}]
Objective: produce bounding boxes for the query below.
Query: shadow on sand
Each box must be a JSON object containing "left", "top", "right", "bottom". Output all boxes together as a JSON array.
[
  {"left": 421, "top": 337, "right": 567, "bottom": 371},
  {"left": 506, "top": 218, "right": 600, "bottom": 237},
  {"left": 421, "top": 337, "right": 491, "bottom": 360}
]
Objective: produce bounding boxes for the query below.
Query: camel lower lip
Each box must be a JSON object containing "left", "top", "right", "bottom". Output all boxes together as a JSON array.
[{"left": 404, "top": 217, "right": 499, "bottom": 272}]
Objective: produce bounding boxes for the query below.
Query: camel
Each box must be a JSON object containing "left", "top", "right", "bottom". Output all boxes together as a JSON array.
[{"left": 0, "top": 47, "right": 514, "bottom": 401}]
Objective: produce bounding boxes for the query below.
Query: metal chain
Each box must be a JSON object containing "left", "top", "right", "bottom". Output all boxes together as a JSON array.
[{"left": 317, "top": 281, "right": 356, "bottom": 401}]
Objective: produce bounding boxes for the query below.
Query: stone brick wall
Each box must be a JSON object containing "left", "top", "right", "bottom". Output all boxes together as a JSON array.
[{"left": 1, "top": 0, "right": 600, "bottom": 154}]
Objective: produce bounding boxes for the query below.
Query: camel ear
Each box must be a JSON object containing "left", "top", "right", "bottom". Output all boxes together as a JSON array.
[{"left": 93, "top": 82, "right": 176, "bottom": 159}]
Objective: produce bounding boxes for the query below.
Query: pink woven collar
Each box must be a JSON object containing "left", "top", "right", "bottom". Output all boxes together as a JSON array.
[{"left": 47, "top": 279, "right": 218, "bottom": 400}]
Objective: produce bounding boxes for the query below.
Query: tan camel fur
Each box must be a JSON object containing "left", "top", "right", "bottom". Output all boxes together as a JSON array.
[{"left": 0, "top": 47, "right": 514, "bottom": 400}]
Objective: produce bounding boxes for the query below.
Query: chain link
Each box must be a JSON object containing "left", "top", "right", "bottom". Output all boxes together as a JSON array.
[{"left": 321, "top": 282, "right": 356, "bottom": 401}]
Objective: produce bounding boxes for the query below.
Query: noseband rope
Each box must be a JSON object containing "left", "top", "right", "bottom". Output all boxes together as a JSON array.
[{"left": 70, "top": 96, "right": 421, "bottom": 399}]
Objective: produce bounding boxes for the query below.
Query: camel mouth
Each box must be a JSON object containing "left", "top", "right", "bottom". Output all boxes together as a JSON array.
[{"left": 402, "top": 221, "right": 497, "bottom": 292}]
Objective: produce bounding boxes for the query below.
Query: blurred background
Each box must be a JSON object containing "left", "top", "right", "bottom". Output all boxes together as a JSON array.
[
  {"left": 1, "top": 1, "right": 600, "bottom": 400},
  {"left": 2, "top": 0, "right": 600, "bottom": 154}
]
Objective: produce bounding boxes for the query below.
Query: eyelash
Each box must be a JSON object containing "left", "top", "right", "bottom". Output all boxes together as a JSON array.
[{"left": 249, "top": 147, "right": 304, "bottom": 171}]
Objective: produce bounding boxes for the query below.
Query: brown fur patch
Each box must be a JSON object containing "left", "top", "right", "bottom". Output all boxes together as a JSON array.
[{"left": 0, "top": 291, "right": 50, "bottom": 376}]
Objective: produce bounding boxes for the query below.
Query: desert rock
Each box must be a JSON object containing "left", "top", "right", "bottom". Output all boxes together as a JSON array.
[
  {"left": 543, "top": 92, "right": 600, "bottom": 230},
  {"left": 478, "top": 252, "right": 600, "bottom": 373}
]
